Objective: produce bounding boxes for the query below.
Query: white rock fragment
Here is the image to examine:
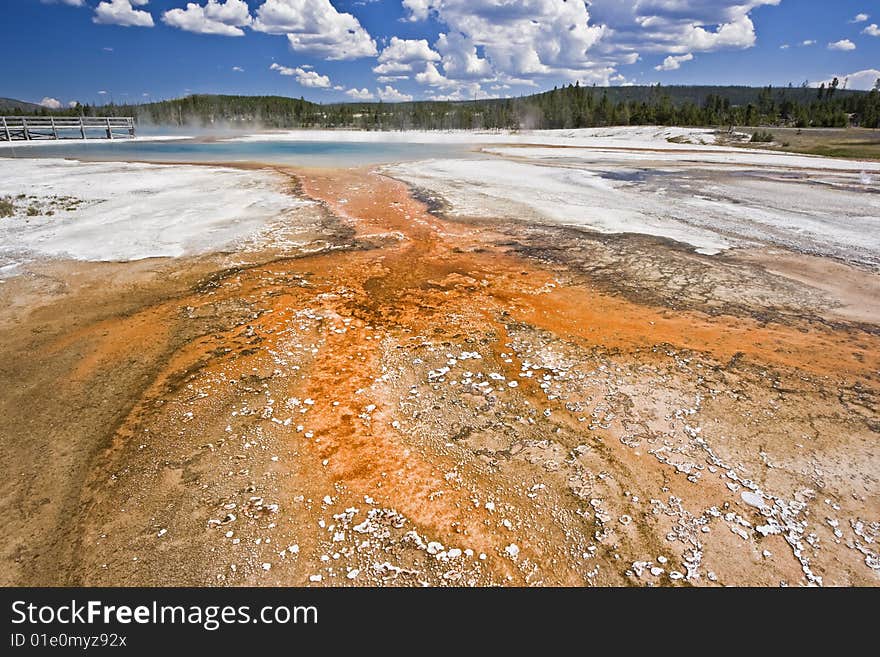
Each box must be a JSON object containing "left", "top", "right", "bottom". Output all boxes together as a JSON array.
[
  {"left": 740, "top": 491, "right": 766, "bottom": 509},
  {"left": 730, "top": 525, "right": 750, "bottom": 540},
  {"left": 756, "top": 523, "right": 780, "bottom": 536}
]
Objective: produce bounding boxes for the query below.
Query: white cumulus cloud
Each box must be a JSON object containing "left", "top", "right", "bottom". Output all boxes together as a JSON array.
[
  {"left": 863, "top": 24, "right": 880, "bottom": 37},
  {"left": 162, "top": 1, "right": 252, "bottom": 37},
  {"left": 269, "top": 62, "right": 331, "bottom": 88},
  {"left": 654, "top": 53, "right": 693, "bottom": 71},
  {"left": 851, "top": 13, "right": 869, "bottom": 23},
  {"left": 377, "top": 85, "right": 414, "bottom": 102},
  {"left": 403, "top": 0, "right": 606, "bottom": 83},
  {"left": 415, "top": 61, "right": 456, "bottom": 88},
  {"left": 401, "top": 1, "right": 779, "bottom": 88},
  {"left": 814, "top": 69, "right": 880, "bottom": 91},
  {"left": 373, "top": 37, "right": 439, "bottom": 75},
  {"left": 435, "top": 32, "right": 492, "bottom": 80},
  {"left": 828, "top": 39, "right": 856, "bottom": 51},
  {"left": 415, "top": 62, "right": 487, "bottom": 98},
  {"left": 600, "top": 0, "right": 781, "bottom": 57},
  {"left": 345, "top": 88, "right": 375, "bottom": 100},
  {"left": 93, "top": 0, "right": 154, "bottom": 27},
  {"left": 426, "top": 86, "right": 496, "bottom": 101},
  {"left": 253, "top": 0, "right": 377, "bottom": 60},
  {"left": 402, "top": 0, "right": 431, "bottom": 22},
  {"left": 39, "top": 97, "right": 63, "bottom": 109}
]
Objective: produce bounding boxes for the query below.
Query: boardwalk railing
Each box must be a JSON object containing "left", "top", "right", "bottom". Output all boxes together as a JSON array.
[{"left": 0, "top": 116, "right": 135, "bottom": 141}]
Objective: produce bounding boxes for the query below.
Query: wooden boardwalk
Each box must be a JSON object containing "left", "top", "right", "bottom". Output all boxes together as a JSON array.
[{"left": 0, "top": 116, "right": 135, "bottom": 141}]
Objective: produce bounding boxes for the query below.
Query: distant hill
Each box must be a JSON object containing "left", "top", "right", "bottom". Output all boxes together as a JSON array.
[
  {"left": 519, "top": 84, "right": 867, "bottom": 106},
  {"left": 0, "top": 97, "right": 42, "bottom": 113},
  {"left": 123, "top": 94, "right": 317, "bottom": 128},
  {"left": 7, "top": 84, "right": 879, "bottom": 130}
]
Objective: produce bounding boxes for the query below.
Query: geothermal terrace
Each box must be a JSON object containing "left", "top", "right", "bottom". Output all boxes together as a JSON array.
[{"left": 0, "top": 127, "right": 877, "bottom": 586}]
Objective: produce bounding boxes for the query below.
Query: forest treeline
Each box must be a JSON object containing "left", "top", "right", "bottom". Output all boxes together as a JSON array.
[{"left": 4, "top": 81, "right": 879, "bottom": 130}]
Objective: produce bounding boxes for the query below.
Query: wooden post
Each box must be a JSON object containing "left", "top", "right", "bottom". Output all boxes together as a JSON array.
[
  {"left": 22, "top": 117, "right": 30, "bottom": 140},
  {"left": 1, "top": 117, "right": 9, "bottom": 141},
  {"left": 80, "top": 117, "right": 86, "bottom": 139},
  {"left": 106, "top": 117, "right": 113, "bottom": 140},
  {"left": 50, "top": 116, "right": 58, "bottom": 139}
]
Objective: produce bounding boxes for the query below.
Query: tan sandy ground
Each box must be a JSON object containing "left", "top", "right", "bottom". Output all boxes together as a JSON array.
[{"left": 0, "top": 165, "right": 877, "bottom": 586}]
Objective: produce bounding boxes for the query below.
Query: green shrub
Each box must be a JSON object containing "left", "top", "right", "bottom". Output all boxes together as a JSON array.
[{"left": 0, "top": 197, "right": 14, "bottom": 218}]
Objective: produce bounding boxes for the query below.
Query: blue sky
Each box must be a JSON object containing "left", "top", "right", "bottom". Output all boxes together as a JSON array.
[{"left": 3, "top": 0, "right": 879, "bottom": 109}]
